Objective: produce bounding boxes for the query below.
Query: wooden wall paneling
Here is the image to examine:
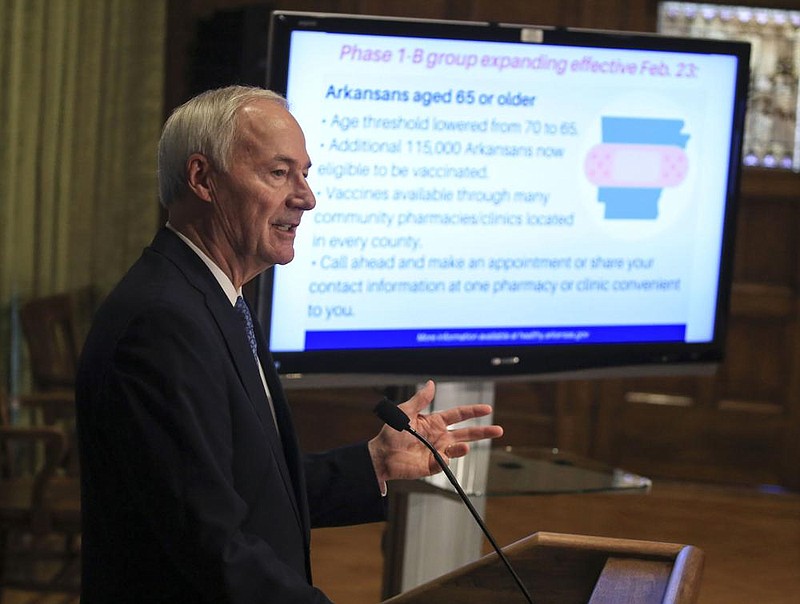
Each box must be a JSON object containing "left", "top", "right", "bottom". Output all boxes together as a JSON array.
[
  {"left": 707, "top": 408, "right": 786, "bottom": 484},
  {"left": 727, "top": 175, "right": 800, "bottom": 490},
  {"left": 553, "top": 380, "right": 599, "bottom": 456},
  {"left": 286, "top": 386, "right": 388, "bottom": 452},
  {"left": 165, "top": 1, "right": 198, "bottom": 113},
  {"left": 608, "top": 341, "right": 773, "bottom": 477},
  {"left": 740, "top": 168, "right": 800, "bottom": 202},
  {"left": 493, "top": 381, "right": 559, "bottom": 448},
  {"left": 353, "top": 0, "right": 454, "bottom": 20},
  {"left": 492, "top": 379, "right": 599, "bottom": 456},
  {"left": 784, "top": 297, "right": 800, "bottom": 488},
  {"left": 720, "top": 296, "right": 793, "bottom": 409},
  {"left": 463, "top": 0, "right": 658, "bottom": 30},
  {"left": 732, "top": 194, "right": 797, "bottom": 285},
  {"left": 593, "top": 376, "right": 704, "bottom": 463},
  {"left": 570, "top": 0, "right": 658, "bottom": 31},
  {"left": 462, "top": 0, "right": 579, "bottom": 27},
  {"left": 593, "top": 373, "right": 788, "bottom": 485}
]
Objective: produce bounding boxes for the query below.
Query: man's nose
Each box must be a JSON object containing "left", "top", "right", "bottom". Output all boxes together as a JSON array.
[{"left": 292, "top": 176, "right": 316, "bottom": 210}]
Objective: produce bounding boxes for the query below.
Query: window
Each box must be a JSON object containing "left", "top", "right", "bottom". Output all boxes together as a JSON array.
[{"left": 660, "top": 3, "right": 800, "bottom": 171}]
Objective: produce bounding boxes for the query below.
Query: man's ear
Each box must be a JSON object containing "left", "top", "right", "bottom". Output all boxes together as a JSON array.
[{"left": 185, "top": 153, "right": 215, "bottom": 202}]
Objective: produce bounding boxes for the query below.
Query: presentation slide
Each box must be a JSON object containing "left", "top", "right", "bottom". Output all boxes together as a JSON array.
[{"left": 269, "top": 30, "right": 740, "bottom": 352}]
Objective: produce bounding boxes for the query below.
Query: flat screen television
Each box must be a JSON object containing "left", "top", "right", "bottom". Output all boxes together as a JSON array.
[{"left": 255, "top": 11, "right": 750, "bottom": 386}]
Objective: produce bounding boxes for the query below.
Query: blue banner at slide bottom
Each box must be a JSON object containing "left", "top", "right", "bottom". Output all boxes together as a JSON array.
[{"left": 304, "top": 324, "right": 687, "bottom": 350}]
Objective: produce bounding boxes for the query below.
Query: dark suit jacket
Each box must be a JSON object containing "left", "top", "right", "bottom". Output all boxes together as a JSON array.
[{"left": 76, "top": 228, "right": 385, "bottom": 603}]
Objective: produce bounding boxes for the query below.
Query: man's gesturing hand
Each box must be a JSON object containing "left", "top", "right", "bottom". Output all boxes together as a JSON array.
[{"left": 368, "top": 380, "right": 504, "bottom": 486}]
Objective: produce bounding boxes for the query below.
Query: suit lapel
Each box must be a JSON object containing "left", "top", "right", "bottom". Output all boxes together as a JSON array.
[
  {"left": 258, "top": 342, "right": 311, "bottom": 542},
  {"left": 149, "top": 228, "right": 306, "bottom": 533}
]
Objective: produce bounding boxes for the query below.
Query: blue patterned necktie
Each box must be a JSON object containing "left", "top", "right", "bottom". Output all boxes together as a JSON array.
[
  {"left": 234, "top": 296, "right": 281, "bottom": 437},
  {"left": 235, "top": 296, "right": 259, "bottom": 363}
]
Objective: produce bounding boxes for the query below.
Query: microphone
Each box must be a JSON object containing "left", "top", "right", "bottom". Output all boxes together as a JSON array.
[{"left": 373, "top": 397, "right": 534, "bottom": 603}]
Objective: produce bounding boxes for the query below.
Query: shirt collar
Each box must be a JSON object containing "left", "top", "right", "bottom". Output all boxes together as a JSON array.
[{"left": 165, "top": 222, "right": 240, "bottom": 306}]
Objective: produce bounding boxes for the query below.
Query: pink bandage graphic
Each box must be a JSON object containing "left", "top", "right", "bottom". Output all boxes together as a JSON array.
[{"left": 584, "top": 143, "right": 688, "bottom": 187}]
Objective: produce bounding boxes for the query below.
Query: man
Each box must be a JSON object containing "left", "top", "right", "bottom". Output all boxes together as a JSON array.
[{"left": 75, "top": 86, "right": 503, "bottom": 602}]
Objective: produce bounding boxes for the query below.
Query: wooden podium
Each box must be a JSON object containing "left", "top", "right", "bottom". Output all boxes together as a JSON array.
[{"left": 382, "top": 532, "right": 704, "bottom": 604}]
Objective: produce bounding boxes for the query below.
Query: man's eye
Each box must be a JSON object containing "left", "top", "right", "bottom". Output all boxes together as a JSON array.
[{"left": 272, "top": 169, "right": 288, "bottom": 178}]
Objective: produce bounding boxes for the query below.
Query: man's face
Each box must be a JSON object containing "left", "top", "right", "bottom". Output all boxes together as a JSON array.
[{"left": 210, "top": 99, "right": 315, "bottom": 272}]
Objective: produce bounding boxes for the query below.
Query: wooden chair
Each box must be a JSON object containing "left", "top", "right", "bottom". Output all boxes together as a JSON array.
[
  {"left": 0, "top": 391, "right": 81, "bottom": 598},
  {"left": 19, "top": 288, "right": 93, "bottom": 393},
  {"left": 0, "top": 289, "right": 89, "bottom": 598},
  {"left": 18, "top": 287, "right": 94, "bottom": 478}
]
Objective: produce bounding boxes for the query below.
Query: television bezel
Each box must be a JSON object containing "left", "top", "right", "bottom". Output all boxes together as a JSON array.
[{"left": 255, "top": 10, "right": 751, "bottom": 385}]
